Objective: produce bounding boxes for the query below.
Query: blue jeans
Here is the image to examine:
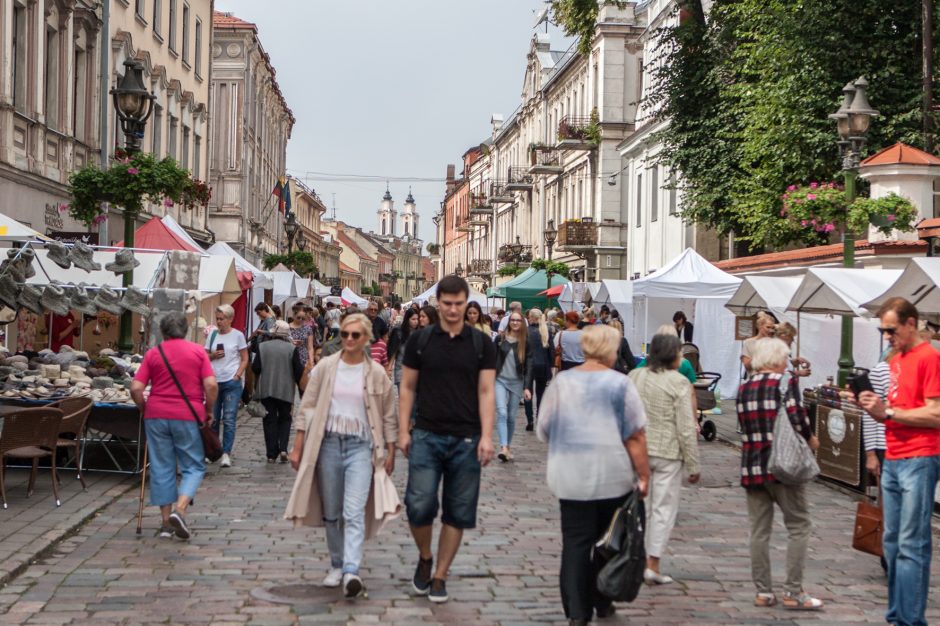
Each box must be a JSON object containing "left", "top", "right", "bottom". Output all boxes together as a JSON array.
[
  {"left": 212, "top": 379, "right": 242, "bottom": 454},
  {"left": 316, "top": 433, "right": 373, "bottom": 575},
  {"left": 882, "top": 454, "right": 940, "bottom": 626},
  {"left": 405, "top": 428, "right": 481, "bottom": 529},
  {"left": 495, "top": 377, "right": 524, "bottom": 448},
  {"left": 144, "top": 419, "right": 205, "bottom": 506}
]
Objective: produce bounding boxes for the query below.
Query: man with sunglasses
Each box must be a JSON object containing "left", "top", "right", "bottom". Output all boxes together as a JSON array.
[
  {"left": 858, "top": 297, "right": 940, "bottom": 626},
  {"left": 398, "top": 275, "right": 497, "bottom": 603}
]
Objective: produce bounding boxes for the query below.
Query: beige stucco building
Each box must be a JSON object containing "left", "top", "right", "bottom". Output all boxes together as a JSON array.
[
  {"left": 208, "top": 10, "right": 293, "bottom": 268},
  {"left": 0, "top": 0, "right": 103, "bottom": 237},
  {"left": 289, "top": 175, "right": 341, "bottom": 283}
]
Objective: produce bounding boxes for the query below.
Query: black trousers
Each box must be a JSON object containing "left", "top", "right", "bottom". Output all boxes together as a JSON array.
[
  {"left": 559, "top": 493, "right": 628, "bottom": 620},
  {"left": 260, "top": 398, "right": 292, "bottom": 459},
  {"left": 523, "top": 375, "right": 549, "bottom": 425}
]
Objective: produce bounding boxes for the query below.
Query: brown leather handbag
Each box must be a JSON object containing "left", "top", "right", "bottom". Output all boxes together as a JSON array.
[
  {"left": 553, "top": 331, "right": 563, "bottom": 369},
  {"left": 852, "top": 477, "right": 883, "bottom": 557}
]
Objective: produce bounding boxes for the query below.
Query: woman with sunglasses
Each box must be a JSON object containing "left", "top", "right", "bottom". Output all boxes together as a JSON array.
[
  {"left": 494, "top": 311, "right": 533, "bottom": 462},
  {"left": 285, "top": 313, "right": 399, "bottom": 600}
]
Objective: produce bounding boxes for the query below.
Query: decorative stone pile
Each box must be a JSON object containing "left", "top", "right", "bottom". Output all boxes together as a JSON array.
[{"left": 0, "top": 346, "right": 140, "bottom": 405}]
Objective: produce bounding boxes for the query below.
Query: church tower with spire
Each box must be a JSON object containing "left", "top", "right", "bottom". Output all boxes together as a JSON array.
[
  {"left": 401, "top": 188, "right": 419, "bottom": 240},
  {"left": 377, "top": 185, "right": 396, "bottom": 236}
]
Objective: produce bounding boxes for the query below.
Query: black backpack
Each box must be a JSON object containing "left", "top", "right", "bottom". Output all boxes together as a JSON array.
[{"left": 413, "top": 323, "right": 486, "bottom": 368}]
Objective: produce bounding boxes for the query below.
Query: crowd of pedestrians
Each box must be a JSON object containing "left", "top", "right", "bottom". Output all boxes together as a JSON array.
[{"left": 127, "top": 279, "right": 940, "bottom": 626}]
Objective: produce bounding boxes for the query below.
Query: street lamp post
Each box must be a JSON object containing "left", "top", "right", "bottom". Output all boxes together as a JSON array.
[
  {"left": 829, "top": 76, "right": 879, "bottom": 386},
  {"left": 284, "top": 212, "right": 299, "bottom": 254},
  {"left": 543, "top": 219, "right": 557, "bottom": 309},
  {"left": 111, "top": 58, "right": 156, "bottom": 353}
]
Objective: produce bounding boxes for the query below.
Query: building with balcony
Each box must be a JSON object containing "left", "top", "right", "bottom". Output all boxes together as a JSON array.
[
  {"left": 0, "top": 0, "right": 102, "bottom": 237},
  {"left": 322, "top": 220, "right": 378, "bottom": 295},
  {"left": 208, "top": 10, "right": 294, "bottom": 267},
  {"left": 437, "top": 4, "right": 646, "bottom": 282},
  {"left": 289, "top": 175, "right": 341, "bottom": 277},
  {"left": 318, "top": 231, "right": 341, "bottom": 289}
]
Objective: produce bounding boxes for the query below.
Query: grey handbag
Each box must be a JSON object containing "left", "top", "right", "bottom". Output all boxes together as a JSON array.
[{"left": 768, "top": 373, "right": 820, "bottom": 484}]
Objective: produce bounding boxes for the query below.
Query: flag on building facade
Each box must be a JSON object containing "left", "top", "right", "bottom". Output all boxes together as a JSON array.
[{"left": 281, "top": 178, "right": 292, "bottom": 214}]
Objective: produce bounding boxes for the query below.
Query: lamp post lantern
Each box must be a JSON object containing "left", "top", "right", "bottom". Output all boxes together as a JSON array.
[
  {"left": 284, "top": 212, "right": 300, "bottom": 254},
  {"left": 829, "top": 76, "right": 879, "bottom": 386},
  {"left": 111, "top": 58, "right": 156, "bottom": 353},
  {"left": 543, "top": 219, "right": 558, "bottom": 308}
]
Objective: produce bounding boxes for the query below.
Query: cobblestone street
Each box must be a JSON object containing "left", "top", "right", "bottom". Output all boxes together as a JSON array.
[{"left": 1, "top": 408, "right": 939, "bottom": 625}]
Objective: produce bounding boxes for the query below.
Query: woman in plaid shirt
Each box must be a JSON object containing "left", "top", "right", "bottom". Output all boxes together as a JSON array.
[{"left": 736, "top": 338, "right": 822, "bottom": 611}]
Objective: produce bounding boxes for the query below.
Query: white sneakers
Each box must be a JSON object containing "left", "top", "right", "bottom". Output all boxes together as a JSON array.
[
  {"left": 322, "top": 568, "right": 343, "bottom": 588},
  {"left": 643, "top": 568, "right": 674, "bottom": 585},
  {"left": 343, "top": 573, "right": 364, "bottom": 598},
  {"left": 220, "top": 453, "right": 232, "bottom": 468}
]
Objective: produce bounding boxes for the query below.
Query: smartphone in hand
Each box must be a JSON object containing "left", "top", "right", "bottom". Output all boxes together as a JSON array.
[{"left": 848, "top": 372, "right": 874, "bottom": 397}]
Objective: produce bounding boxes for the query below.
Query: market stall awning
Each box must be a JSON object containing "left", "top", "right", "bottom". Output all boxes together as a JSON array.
[
  {"left": 593, "top": 279, "right": 633, "bottom": 314},
  {"left": 0, "top": 212, "right": 49, "bottom": 241},
  {"left": 862, "top": 257, "right": 940, "bottom": 316},
  {"left": 341, "top": 287, "right": 368, "bottom": 308},
  {"left": 413, "top": 281, "right": 492, "bottom": 311},
  {"left": 633, "top": 248, "right": 741, "bottom": 299},
  {"left": 786, "top": 268, "right": 901, "bottom": 317},
  {"left": 206, "top": 241, "right": 274, "bottom": 290},
  {"left": 537, "top": 284, "right": 566, "bottom": 297},
  {"left": 115, "top": 217, "right": 202, "bottom": 252},
  {"left": 487, "top": 268, "right": 568, "bottom": 310},
  {"left": 725, "top": 275, "right": 803, "bottom": 317}
]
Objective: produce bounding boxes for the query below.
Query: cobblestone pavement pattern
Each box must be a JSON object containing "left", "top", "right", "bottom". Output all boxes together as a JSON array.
[{"left": 1, "top": 407, "right": 939, "bottom": 625}]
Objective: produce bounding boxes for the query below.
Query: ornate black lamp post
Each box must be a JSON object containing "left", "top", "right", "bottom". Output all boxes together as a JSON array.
[
  {"left": 828, "top": 76, "right": 879, "bottom": 386},
  {"left": 111, "top": 58, "right": 156, "bottom": 353},
  {"left": 284, "top": 212, "right": 300, "bottom": 254},
  {"left": 543, "top": 219, "right": 558, "bottom": 308}
]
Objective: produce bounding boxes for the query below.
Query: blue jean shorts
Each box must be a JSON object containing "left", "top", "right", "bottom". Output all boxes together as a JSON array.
[{"left": 405, "top": 428, "right": 481, "bottom": 530}]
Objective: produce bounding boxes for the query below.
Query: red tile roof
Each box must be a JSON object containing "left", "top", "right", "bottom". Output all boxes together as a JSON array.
[
  {"left": 713, "top": 239, "right": 926, "bottom": 273},
  {"left": 212, "top": 11, "right": 257, "bottom": 31},
  {"left": 337, "top": 231, "right": 371, "bottom": 260},
  {"left": 339, "top": 262, "right": 360, "bottom": 275},
  {"left": 861, "top": 142, "right": 940, "bottom": 167}
]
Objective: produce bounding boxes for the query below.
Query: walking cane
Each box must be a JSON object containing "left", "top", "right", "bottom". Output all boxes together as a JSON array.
[{"left": 135, "top": 442, "right": 148, "bottom": 535}]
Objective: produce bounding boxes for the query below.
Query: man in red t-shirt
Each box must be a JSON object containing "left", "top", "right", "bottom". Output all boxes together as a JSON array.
[
  {"left": 46, "top": 312, "right": 79, "bottom": 352},
  {"left": 859, "top": 297, "right": 940, "bottom": 626}
]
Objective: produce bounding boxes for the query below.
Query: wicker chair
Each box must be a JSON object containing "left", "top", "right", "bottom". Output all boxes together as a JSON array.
[
  {"left": 46, "top": 397, "right": 94, "bottom": 489},
  {"left": 0, "top": 407, "right": 65, "bottom": 508}
]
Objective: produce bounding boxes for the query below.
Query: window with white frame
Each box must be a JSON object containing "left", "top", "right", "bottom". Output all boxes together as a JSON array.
[
  {"left": 168, "top": 0, "right": 177, "bottom": 51},
  {"left": 151, "top": 104, "right": 163, "bottom": 155},
  {"left": 168, "top": 114, "right": 178, "bottom": 159},
  {"left": 194, "top": 18, "right": 202, "bottom": 77},
  {"left": 650, "top": 166, "right": 659, "bottom": 222},
  {"left": 182, "top": 125, "right": 190, "bottom": 169},
  {"left": 193, "top": 134, "right": 201, "bottom": 180},
  {"left": 72, "top": 35, "right": 87, "bottom": 140},
  {"left": 635, "top": 172, "right": 643, "bottom": 227}
]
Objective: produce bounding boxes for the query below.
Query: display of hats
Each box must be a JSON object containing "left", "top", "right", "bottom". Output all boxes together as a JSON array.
[
  {"left": 0, "top": 258, "right": 24, "bottom": 282},
  {"left": 69, "top": 241, "right": 101, "bottom": 273},
  {"left": 17, "top": 284, "right": 44, "bottom": 315},
  {"left": 68, "top": 285, "right": 98, "bottom": 317},
  {"left": 120, "top": 285, "right": 150, "bottom": 316},
  {"left": 93, "top": 286, "right": 123, "bottom": 314},
  {"left": 105, "top": 249, "right": 140, "bottom": 274},
  {"left": 40, "top": 282, "right": 70, "bottom": 316},
  {"left": 46, "top": 241, "right": 71, "bottom": 269},
  {"left": 0, "top": 273, "right": 21, "bottom": 311},
  {"left": 7, "top": 248, "right": 36, "bottom": 279}
]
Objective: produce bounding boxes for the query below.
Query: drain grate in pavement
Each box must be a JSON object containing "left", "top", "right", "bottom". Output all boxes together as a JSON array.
[{"left": 251, "top": 584, "right": 342, "bottom": 607}]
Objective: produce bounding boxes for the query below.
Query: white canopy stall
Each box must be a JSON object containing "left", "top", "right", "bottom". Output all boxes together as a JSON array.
[
  {"left": 631, "top": 248, "right": 742, "bottom": 398},
  {"left": 411, "top": 281, "right": 492, "bottom": 312},
  {"left": 341, "top": 287, "right": 369, "bottom": 308},
  {"left": 863, "top": 257, "right": 940, "bottom": 317},
  {"left": 725, "top": 275, "right": 803, "bottom": 318},
  {"left": 206, "top": 241, "right": 275, "bottom": 334}
]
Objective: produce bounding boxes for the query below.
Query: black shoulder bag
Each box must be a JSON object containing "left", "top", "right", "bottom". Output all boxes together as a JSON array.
[{"left": 156, "top": 345, "right": 223, "bottom": 462}]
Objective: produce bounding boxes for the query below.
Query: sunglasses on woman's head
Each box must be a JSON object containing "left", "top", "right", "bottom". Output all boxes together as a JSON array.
[{"left": 340, "top": 331, "right": 362, "bottom": 340}]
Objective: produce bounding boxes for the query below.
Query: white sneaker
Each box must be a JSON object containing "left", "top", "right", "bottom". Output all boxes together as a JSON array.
[
  {"left": 322, "top": 568, "right": 342, "bottom": 588},
  {"left": 343, "top": 572, "right": 364, "bottom": 598},
  {"left": 643, "top": 568, "right": 674, "bottom": 585},
  {"left": 220, "top": 453, "right": 231, "bottom": 468}
]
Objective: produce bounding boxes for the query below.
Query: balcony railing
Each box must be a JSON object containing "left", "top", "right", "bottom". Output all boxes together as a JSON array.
[
  {"left": 379, "top": 272, "right": 396, "bottom": 283},
  {"left": 529, "top": 150, "right": 562, "bottom": 174},
  {"left": 469, "top": 259, "right": 492, "bottom": 276},
  {"left": 557, "top": 219, "right": 598, "bottom": 248},
  {"left": 507, "top": 166, "right": 534, "bottom": 189},
  {"left": 498, "top": 242, "right": 534, "bottom": 264},
  {"left": 557, "top": 115, "right": 594, "bottom": 141},
  {"left": 487, "top": 181, "right": 513, "bottom": 204}
]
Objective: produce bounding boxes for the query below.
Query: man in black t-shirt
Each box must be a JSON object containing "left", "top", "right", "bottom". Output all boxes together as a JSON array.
[{"left": 399, "top": 275, "right": 497, "bottom": 604}]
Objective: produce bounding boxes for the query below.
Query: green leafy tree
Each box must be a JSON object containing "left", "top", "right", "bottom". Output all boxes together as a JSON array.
[
  {"left": 648, "top": 0, "right": 934, "bottom": 249},
  {"left": 550, "top": 1, "right": 626, "bottom": 56},
  {"left": 262, "top": 251, "right": 318, "bottom": 278}
]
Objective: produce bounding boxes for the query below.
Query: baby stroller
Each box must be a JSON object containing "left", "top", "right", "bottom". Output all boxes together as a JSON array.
[{"left": 694, "top": 372, "right": 721, "bottom": 441}]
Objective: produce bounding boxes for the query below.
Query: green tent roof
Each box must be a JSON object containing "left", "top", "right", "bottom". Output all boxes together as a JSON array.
[{"left": 488, "top": 268, "right": 569, "bottom": 310}]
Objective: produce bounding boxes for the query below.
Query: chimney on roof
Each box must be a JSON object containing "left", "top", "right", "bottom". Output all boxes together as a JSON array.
[
  {"left": 445, "top": 164, "right": 456, "bottom": 195},
  {"left": 491, "top": 114, "right": 504, "bottom": 134}
]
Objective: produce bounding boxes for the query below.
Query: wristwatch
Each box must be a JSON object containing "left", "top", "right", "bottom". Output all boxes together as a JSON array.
[{"left": 885, "top": 408, "right": 895, "bottom": 421}]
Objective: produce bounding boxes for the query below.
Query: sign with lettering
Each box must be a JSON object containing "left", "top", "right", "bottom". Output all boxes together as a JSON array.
[
  {"left": 48, "top": 231, "right": 98, "bottom": 245},
  {"left": 44, "top": 204, "right": 64, "bottom": 230}
]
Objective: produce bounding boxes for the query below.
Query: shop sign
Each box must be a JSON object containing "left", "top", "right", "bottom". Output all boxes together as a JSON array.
[
  {"left": 48, "top": 231, "right": 98, "bottom": 245},
  {"left": 44, "top": 203, "right": 64, "bottom": 230}
]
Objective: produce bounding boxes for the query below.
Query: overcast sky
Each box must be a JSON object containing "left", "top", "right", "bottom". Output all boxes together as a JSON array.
[{"left": 214, "top": 0, "right": 572, "bottom": 243}]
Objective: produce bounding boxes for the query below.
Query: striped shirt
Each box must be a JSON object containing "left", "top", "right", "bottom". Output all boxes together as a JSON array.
[
  {"left": 861, "top": 361, "right": 889, "bottom": 451},
  {"left": 370, "top": 339, "right": 388, "bottom": 366}
]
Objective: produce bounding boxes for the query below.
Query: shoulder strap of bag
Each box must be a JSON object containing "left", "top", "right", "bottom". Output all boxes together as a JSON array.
[
  {"left": 209, "top": 329, "right": 218, "bottom": 348},
  {"left": 157, "top": 344, "right": 205, "bottom": 425}
]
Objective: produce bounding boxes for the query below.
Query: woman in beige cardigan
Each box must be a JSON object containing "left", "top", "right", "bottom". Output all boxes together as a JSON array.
[
  {"left": 628, "top": 333, "right": 700, "bottom": 586},
  {"left": 285, "top": 313, "right": 399, "bottom": 599}
]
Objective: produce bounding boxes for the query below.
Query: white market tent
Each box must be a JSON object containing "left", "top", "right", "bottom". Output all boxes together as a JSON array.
[
  {"left": 725, "top": 276, "right": 803, "bottom": 318},
  {"left": 594, "top": 279, "right": 633, "bottom": 315},
  {"left": 863, "top": 257, "right": 940, "bottom": 316},
  {"left": 311, "top": 279, "right": 331, "bottom": 297},
  {"left": 341, "top": 287, "right": 368, "bottom": 308},
  {"left": 0, "top": 213, "right": 49, "bottom": 241},
  {"left": 412, "top": 281, "right": 492, "bottom": 312},
  {"left": 786, "top": 268, "right": 902, "bottom": 317},
  {"left": 630, "top": 248, "right": 742, "bottom": 398},
  {"left": 206, "top": 241, "right": 274, "bottom": 289}
]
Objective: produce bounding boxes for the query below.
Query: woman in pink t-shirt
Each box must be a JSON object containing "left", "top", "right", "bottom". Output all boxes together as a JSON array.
[{"left": 131, "top": 312, "right": 218, "bottom": 541}]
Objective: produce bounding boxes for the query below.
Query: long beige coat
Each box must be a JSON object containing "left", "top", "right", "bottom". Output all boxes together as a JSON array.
[{"left": 283, "top": 352, "right": 399, "bottom": 538}]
